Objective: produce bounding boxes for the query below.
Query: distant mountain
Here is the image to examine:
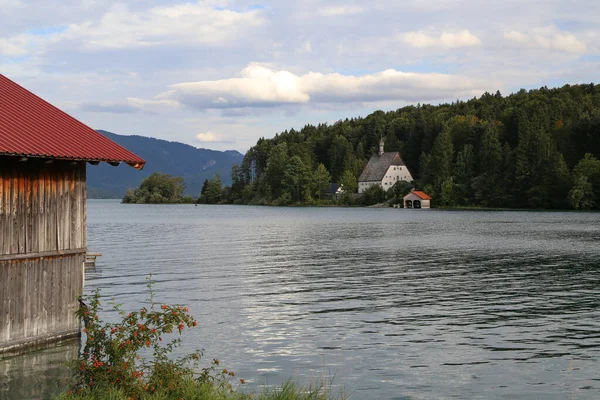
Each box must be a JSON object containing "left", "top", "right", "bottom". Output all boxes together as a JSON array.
[{"left": 87, "top": 130, "right": 244, "bottom": 198}]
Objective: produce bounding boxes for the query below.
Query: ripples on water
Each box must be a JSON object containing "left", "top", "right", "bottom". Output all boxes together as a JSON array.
[{"left": 3, "top": 201, "right": 599, "bottom": 399}]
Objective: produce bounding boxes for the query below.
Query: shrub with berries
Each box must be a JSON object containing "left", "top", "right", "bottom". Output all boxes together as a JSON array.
[{"left": 66, "top": 276, "right": 244, "bottom": 399}]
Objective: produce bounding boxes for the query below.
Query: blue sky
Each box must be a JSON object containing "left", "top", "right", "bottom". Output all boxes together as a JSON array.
[{"left": 1, "top": 0, "right": 598, "bottom": 151}]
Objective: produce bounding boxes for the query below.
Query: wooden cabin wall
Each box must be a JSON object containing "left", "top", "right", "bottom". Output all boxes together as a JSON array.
[
  {"left": 0, "top": 158, "right": 86, "bottom": 256},
  {"left": 0, "top": 254, "right": 84, "bottom": 345},
  {"left": 0, "top": 157, "right": 86, "bottom": 350}
]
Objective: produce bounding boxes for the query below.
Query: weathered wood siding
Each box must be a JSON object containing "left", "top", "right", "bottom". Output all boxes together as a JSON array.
[
  {"left": 0, "top": 157, "right": 86, "bottom": 350},
  {"left": 0, "top": 158, "right": 86, "bottom": 256},
  {"left": 0, "top": 255, "right": 84, "bottom": 346}
]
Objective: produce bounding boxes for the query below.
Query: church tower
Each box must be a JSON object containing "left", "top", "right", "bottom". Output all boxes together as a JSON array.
[{"left": 379, "top": 137, "right": 384, "bottom": 156}]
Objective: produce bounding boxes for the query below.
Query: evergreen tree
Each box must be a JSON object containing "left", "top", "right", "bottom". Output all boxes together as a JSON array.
[
  {"left": 439, "top": 177, "right": 456, "bottom": 207},
  {"left": 312, "top": 164, "right": 331, "bottom": 200},
  {"left": 283, "top": 156, "right": 308, "bottom": 202},
  {"left": 264, "top": 142, "right": 289, "bottom": 199},
  {"left": 569, "top": 154, "right": 600, "bottom": 209},
  {"left": 453, "top": 144, "right": 476, "bottom": 205},
  {"left": 200, "top": 179, "right": 209, "bottom": 196},
  {"left": 328, "top": 135, "right": 352, "bottom": 181},
  {"left": 229, "top": 164, "right": 244, "bottom": 202},
  {"left": 429, "top": 129, "right": 454, "bottom": 194},
  {"left": 203, "top": 173, "right": 222, "bottom": 204},
  {"left": 418, "top": 152, "right": 433, "bottom": 188},
  {"left": 568, "top": 175, "right": 594, "bottom": 210},
  {"left": 340, "top": 169, "right": 358, "bottom": 194},
  {"left": 356, "top": 142, "right": 365, "bottom": 160},
  {"left": 472, "top": 124, "right": 503, "bottom": 206}
]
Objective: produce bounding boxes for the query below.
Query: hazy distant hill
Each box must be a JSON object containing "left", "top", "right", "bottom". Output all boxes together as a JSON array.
[{"left": 87, "top": 130, "right": 244, "bottom": 199}]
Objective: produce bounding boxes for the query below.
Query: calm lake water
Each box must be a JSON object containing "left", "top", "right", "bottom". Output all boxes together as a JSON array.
[{"left": 2, "top": 200, "right": 600, "bottom": 399}]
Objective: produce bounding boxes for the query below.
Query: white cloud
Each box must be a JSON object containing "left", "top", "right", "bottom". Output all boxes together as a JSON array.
[
  {"left": 52, "top": 2, "right": 266, "bottom": 50},
  {"left": 0, "top": 35, "right": 29, "bottom": 56},
  {"left": 125, "top": 97, "right": 180, "bottom": 113},
  {"left": 399, "top": 31, "right": 437, "bottom": 48},
  {"left": 318, "top": 6, "right": 365, "bottom": 16},
  {"left": 504, "top": 27, "right": 587, "bottom": 54},
  {"left": 195, "top": 131, "right": 235, "bottom": 143},
  {"left": 80, "top": 101, "right": 140, "bottom": 114},
  {"left": 440, "top": 30, "right": 482, "bottom": 47},
  {"left": 302, "top": 68, "right": 483, "bottom": 103},
  {"left": 504, "top": 30, "right": 528, "bottom": 43},
  {"left": 0, "top": 0, "right": 22, "bottom": 8},
  {"left": 161, "top": 63, "right": 310, "bottom": 108},
  {"left": 140, "top": 63, "right": 485, "bottom": 111},
  {"left": 399, "top": 29, "right": 482, "bottom": 48},
  {"left": 297, "top": 40, "right": 313, "bottom": 54}
]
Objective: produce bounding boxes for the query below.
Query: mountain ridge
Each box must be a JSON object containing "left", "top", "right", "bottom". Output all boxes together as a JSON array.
[{"left": 87, "top": 130, "right": 243, "bottom": 198}]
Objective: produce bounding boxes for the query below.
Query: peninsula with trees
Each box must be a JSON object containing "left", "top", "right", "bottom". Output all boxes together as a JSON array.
[{"left": 124, "top": 84, "right": 600, "bottom": 210}]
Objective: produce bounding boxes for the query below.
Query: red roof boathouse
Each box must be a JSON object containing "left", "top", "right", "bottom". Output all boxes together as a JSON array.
[{"left": 0, "top": 74, "right": 145, "bottom": 352}]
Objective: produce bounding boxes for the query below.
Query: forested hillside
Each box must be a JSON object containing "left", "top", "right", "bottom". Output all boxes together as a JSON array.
[
  {"left": 226, "top": 84, "right": 600, "bottom": 209},
  {"left": 87, "top": 131, "right": 243, "bottom": 198}
]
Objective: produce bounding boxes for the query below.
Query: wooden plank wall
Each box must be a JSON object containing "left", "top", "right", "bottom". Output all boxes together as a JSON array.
[
  {"left": 0, "top": 157, "right": 86, "bottom": 347},
  {"left": 0, "top": 157, "right": 86, "bottom": 256},
  {"left": 0, "top": 254, "right": 84, "bottom": 344}
]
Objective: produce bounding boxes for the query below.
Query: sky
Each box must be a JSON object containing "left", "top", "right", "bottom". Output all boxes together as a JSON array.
[{"left": 1, "top": 0, "right": 599, "bottom": 152}]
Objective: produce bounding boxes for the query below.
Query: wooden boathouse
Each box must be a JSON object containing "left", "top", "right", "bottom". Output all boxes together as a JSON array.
[{"left": 0, "top": 74, "right": 145, "bottom": 352}]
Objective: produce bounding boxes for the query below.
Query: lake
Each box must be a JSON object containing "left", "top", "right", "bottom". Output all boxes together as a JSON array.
[{"left": 2, "top": 201, "right": 600, "bottom": 399}]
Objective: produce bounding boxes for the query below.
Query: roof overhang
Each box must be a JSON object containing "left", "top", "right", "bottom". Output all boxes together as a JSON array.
[
  {"left": 0, "top": 152, "right": 145, "bottom": 170},
  {"left": 0, "top": 74, "right": 146, "bottom": 171}
]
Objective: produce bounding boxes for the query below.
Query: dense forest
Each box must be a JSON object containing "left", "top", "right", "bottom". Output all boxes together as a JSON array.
[
  {"left": 124, "top": 84, "right": 600, "bottom": 209},
  {"left": 209, "top": 84, "right": 599, "bottom": 209}
]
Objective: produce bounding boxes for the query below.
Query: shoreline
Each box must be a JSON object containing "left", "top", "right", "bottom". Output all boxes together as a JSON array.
[{"left": 90, "top": 198, "right": 598, "bottom": 212}]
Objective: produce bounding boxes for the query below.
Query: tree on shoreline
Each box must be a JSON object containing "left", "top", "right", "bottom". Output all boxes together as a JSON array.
[
  {"left": 123, "top": 173, "right": 192, "bottom": 204},
  {"left": 197, "top": 173, "right": 223, "bottom": 204}
]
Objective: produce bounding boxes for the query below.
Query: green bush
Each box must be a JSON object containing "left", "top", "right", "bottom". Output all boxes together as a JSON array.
[
  {"left": 56, "top": 277, "right": 347, "bottom": 400},
  {"left": 360, "top": 185, "right": 386, "bottom": 205},
  {"left": 62, "top": 277, "right": 242, "bottom": 399},
  {"left": 123, "top": 173, "right": 188, "bottom": 204}
]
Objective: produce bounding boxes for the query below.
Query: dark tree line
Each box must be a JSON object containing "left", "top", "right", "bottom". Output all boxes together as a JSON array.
[
  {"left": 126, "top": 84, "right": 600, "bottom": 209},
  {"left": 218, "top": 84, "right": 600, "bottom": 209}
]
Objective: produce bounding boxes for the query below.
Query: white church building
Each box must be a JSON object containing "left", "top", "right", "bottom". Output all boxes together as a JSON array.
[{"left": 357, "top": 139, "right": 414, "bottom": 193}]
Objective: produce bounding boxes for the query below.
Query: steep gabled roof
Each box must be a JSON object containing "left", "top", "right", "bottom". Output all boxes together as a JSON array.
[
  {"left": 358, "top": 152, "right": 406, "bottom": 182},
  {"left": 0, "top": 74, "right": 145, "bottom": 169},
  {"left": 412, "top": 191, "right": 432, "bottom": 200},
  {"left": 328, "top": 183, "right": 341, "bottom": 194}
]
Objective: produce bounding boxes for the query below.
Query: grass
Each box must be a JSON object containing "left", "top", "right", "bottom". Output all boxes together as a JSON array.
[{"left": 54, "top": 379, "right": 346, "bottom": 400}]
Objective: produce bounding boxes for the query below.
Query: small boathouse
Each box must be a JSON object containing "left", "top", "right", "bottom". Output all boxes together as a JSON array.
[
  {"left": 0, "top": 74, "right": 145, "bottom": 352},
  {"left": 403, "top": 190, "right": 432, "bottom": 209}
]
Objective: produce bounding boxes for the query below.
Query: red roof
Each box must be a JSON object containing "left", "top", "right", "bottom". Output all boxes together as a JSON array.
[
  {"left": 412, "top": 191, "right": 432, "bottom": 200},
  {"left": 0, "top": 74, "right": 145, "bottom": 169}
]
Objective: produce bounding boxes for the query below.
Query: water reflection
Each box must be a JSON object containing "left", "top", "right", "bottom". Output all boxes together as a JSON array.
[
  {"left": 7, "top": 202, "right": 600, "bottom": 399},
  {"left": 82, "top": 203, "right": 600, "bottom": 399},
  {"left": 0, "top": 339, "right": 77, "bottom": 400}
]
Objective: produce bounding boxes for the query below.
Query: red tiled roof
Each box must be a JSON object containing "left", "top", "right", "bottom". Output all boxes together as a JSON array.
[
  {"left": 412, "top": 191, "right": 432, "bottom": 200},
  {"left": 0, "top": 74, "right": 145, "bottom": 169}
]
